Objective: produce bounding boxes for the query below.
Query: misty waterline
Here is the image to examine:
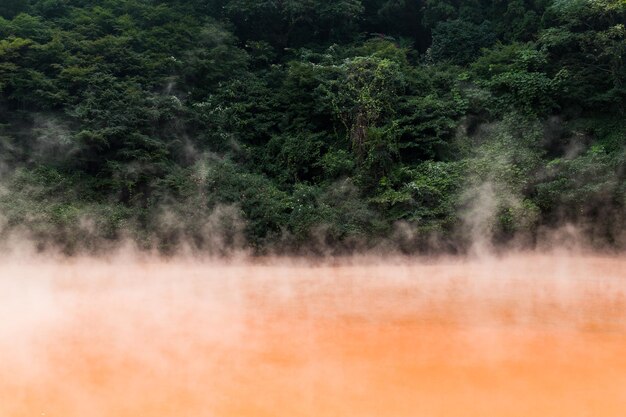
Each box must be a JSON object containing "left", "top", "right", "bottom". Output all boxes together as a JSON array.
[{"left": 1, "top": 253, "right": 625, "bottom": 416}]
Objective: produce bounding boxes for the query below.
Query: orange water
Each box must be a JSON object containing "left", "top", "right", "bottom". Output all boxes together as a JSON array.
[{"left": 1, "top": 254, "right": 625, "bottom": 416}]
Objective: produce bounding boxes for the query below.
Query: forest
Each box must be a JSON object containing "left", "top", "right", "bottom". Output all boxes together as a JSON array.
[{"left": 0, "top": 0, "right": 624, "bottom": 254}]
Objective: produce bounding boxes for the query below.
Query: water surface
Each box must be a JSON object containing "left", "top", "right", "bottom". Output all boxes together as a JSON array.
[{"left": 1, "top": 254, "right": 625, "bottom": 416}]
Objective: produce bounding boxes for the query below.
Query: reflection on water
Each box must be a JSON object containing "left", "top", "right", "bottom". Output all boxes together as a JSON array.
[{"left": 1, "top": 254, "right": 625, "bottom": 417}]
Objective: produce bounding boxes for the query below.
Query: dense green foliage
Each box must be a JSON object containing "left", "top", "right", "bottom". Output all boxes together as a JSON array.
[{"left": 0, "top": 0, "right": 624, "bottom": 254}]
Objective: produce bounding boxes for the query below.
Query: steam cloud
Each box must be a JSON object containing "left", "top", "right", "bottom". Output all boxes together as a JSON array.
[{"left": 1, "top": 253, "right": 625, "bottom": 416}]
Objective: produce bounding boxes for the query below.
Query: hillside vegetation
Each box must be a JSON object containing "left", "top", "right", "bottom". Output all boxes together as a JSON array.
[{"left": 0, "top": 0, "right": 624, "bottom": 254}]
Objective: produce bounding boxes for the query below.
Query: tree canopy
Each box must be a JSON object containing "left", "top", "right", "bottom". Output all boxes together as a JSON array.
[{"left": 0, "top": 0, "right": 624, "bottom": 254}]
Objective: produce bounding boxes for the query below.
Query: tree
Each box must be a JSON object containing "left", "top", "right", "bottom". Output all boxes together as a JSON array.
[{"left": 429, "top": 19, "right": 496, "bottom": 65}]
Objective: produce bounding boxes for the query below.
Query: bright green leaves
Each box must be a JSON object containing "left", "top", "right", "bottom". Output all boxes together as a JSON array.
[
  {"left": 373, "top": 160, "right": 464, "bottom": 232},
  {"left": 546, "top": 0, "right": 625, "bottom": 26},
  {"left": 0, "top": 0, "right": 624, "bottom": 253},
  {"left": 0, "top": 36, "right": 32, "bottom": 92},
  {"left": 325, "top": 56, "right": 404, "bottom": 156},
  {"left": 395, "top": 65, "right": 467, "bottom": 161},
  {"left": 469, "top": 43, "right": 563, "bottom": 117},
  {"left": 286, "top": 180, "right": 380, "bottom": 249},
  {"left": 1, "top": 13, "right": 52, "bottom": 42},
  {"left": 541, "top": 0, "right": 626, "bottom": 110},
  {"left": 0, "top": 36, "right": 31, "bottom": 57},
  {"left": 273, "top": 42, "right": 409, "bottom": 187},
  {"left": 487, "top": 71, "right": 559, "bottom": 115}
]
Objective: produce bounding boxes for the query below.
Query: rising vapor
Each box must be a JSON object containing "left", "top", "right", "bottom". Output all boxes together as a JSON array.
[{"left": 1, "top": 252, "right": 625, "bottom": 417}]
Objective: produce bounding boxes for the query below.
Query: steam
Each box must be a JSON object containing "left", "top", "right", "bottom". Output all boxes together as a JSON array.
[
  {"left": 30, "top": 115, "right": 77, "bottom": 164},
  {"left": 460, "top": 181, "right": 499, "bottom": 255},
  {"left": 0, "top": 107, "right": 623, "bottom": 257},
  {"left": 1, "top": 253, "right": 625, "bottom": 416}
]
